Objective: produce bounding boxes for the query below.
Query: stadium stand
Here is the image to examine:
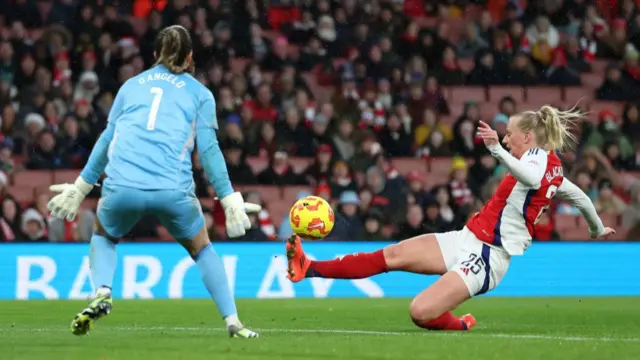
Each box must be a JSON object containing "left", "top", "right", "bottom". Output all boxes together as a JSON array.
[{"left": 0, "top": 0, "right": 639, "bottom": 242}]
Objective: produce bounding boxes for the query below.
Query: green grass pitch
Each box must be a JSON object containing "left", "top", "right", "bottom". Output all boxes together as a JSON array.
[{"left": 1, "top": 298, "right": 639, "bottom": 360}]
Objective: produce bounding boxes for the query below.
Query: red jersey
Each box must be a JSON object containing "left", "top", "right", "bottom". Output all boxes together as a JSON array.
[{"left": 466, "top": 148, "right": 564, "bottom": 255}]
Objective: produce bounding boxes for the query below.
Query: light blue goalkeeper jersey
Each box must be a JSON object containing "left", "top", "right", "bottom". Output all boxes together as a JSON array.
[{"left": 79, "top": 65, "right": 233, "bottom": 199}]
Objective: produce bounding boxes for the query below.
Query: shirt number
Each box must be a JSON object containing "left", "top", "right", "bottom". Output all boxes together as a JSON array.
[
  {"left": 147, "top": 87, "right": 163, "bottom": 130},
  {"left": 534, "top": 185, "right": 558, "bottom": 224}
]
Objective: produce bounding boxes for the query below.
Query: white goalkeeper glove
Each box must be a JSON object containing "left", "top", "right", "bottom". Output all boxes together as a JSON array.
[
  {"left": 47, "top": 177, "right": 94, "bottom": 221},
  {"left": 220, "top": 192, "right": 262, "bottom": 238}
]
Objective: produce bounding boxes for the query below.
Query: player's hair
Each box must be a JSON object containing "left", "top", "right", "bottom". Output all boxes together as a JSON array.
[
  {"left": 154, "top": 25, "right": 194, "bottom": 75},
  {"left": 516, "top": 105, "right": 583, "bottom": 152}
]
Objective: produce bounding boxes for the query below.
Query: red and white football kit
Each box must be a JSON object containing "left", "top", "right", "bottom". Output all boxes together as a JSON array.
[{"left": 436, "top": 144, "right": 605, "bottom": 297}]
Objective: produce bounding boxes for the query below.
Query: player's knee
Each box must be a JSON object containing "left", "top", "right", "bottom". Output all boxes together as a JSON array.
[
  {"left": 382, "top": 244, "right": 401, "bottom": 269},
  {"left": 409, "top": 298, "right": 439, "bottom": 325}
]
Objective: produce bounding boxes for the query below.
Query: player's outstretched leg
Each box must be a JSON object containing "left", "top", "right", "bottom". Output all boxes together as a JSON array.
[
  {"left": 286, "top": 233, "right": 447, "bottom": 282},
  {"left": 71, "top": 232, "right": 116, "bottom": 335},
  {"left": 286, "top": 234, "right": 388, "bottom": 282}
]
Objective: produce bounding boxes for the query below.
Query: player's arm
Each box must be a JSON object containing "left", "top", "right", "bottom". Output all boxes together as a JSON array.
[
  {"left": 48, "top": 89, "right": 123, "bottom": 221},
  {"left": 195, "top": 89, "right": 260, "bottom": 237},
  {"left": 556, "top": 178, "right": 609, "bottom": 238},
  {"left": 477, "top": 121, "right": 546, "bottom": 187},
  {"left": 487, "top": 145, "right": 547, "bottom": 187},
  {"left": 194, "top": 90, "right": 234, "bottom": 199}
]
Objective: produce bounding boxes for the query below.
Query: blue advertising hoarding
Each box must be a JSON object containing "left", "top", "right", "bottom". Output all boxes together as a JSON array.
[{"left": 0, "top": 242, "right": 637, "bottom": 300}]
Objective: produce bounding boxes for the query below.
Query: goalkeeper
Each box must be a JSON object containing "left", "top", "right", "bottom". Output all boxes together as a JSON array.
[{"left": 47, "top": 25, "right": 259, "bottom": 339}]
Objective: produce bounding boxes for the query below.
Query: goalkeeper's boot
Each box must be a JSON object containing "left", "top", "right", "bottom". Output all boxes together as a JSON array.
[
  {"left": 70, "top": 289, "right": 113, "bottom": 335},
  {"left": 286, "top": 235, "right": 311, "bottom": 283},
  {"left": 228, "top": 324, "right": 259, "bottom": 339},
  {"left": 460, "top": 314, "right": 476, "bottom": 330}
]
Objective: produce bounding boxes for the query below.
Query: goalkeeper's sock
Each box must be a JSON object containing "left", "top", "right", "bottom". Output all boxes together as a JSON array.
[
  {"left": 193, "top": 243, "right": 238, "bottom": 319},
  {"left": 412, "top": 312, "right": 468, "bottom": 331},
  {"left": 90, "top": 233, "right": 117, "bottom": 290},
  {"left": 307, "top": 250, "right": 388, "bottom": 279}
]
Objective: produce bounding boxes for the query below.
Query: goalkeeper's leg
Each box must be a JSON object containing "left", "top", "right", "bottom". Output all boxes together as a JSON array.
[{"left": 71, "top": 222, "right": 117, "bottom": 335}]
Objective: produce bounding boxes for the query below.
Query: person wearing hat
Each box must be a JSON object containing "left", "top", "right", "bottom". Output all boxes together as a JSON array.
[
  {"left": 329, "top": 191, "right": 364, "bottom": 240},
  {"left": 492, "top": 113, "right": 509, "bottom": 138},
  {"left": 406, "top": 170, "right": 433, "bottom": 208},
  {"left": 449, "top": 156, "right": 475, "bottom": 207}
]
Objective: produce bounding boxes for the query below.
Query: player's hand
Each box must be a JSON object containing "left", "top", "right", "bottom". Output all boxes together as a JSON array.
[
  {"left": 220, "top": 192, "right": 262, "bottom": 238},
  {"left": 592, "top": 227, "right": 616, "bottom": 240},
  {"left": 47, "top": 177, "right": 94, "bottom": 221},
  {"left": 477, "top": 121, "right": 500, "bottom": 147}
]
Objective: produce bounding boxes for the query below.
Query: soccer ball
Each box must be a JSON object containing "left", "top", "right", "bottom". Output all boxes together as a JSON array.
[{"left": 289, "top": 196, "right": 335, "bottom": 239}]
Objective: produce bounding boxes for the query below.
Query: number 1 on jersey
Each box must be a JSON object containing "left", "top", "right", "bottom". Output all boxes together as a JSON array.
[{"left": 147, "top": 87, "right": 163, "bottom": 130}]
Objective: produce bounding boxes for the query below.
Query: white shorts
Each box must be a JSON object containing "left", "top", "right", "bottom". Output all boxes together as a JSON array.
[{"left": 435, "top": 227, "right": 511, "bottom": 297}]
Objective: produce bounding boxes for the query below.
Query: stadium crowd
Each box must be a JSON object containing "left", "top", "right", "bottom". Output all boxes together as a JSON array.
[{"left": 0, "top": 0, "right": 639, "bottom": 242}]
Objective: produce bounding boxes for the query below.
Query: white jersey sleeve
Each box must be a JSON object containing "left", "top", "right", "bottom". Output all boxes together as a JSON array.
[
  {"left": 487, "top": 145, "right": 547, "bottom": 188},
  {"left": 557, "top": 178, "right": 605, "bottom": 237}
]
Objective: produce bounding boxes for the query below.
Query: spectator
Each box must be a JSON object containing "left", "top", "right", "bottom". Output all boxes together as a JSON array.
[
  {"left": 584, "top": 110, "right": 634, "bottom": 161},
  {"left": 508, "top": 51, "right": 539, "bottom": 86},
  {"left": 224, "top": 142, "right": 256, "bottom": 185},
  {"left": 405, "top": 170, "right": 432, "bottom": 208},
  {"left": 379, "top": 114, "right": 412, "bottom": 157},
  {"left": 330, "top": 118, "right": 356, "bottom": 162},
  {"left": 594, "top": 179, "right": 627, "bottom": 215},
  {"left": 449, "top": 157, "right": 475, "bottom": 208},
  {"left": 303, "top": 144, "right": 334, "bottom": 186},
  {"left": 245, "top": 191, "right": 276, "bottom": 240},
  {"left": 599, "top": 19, "right": 628, "bottom": 60},
  {"left": 469, "top": 149, "right": 498, "bottom": 195},
  {"left": 526, "top": 16, "right": 560, "bottom": 49},
  {"left": 468, "top": 50, "right": 504, "bottom": 85},
  {"left": 434, "top": 45, "right": 466, "bottom": 86},
  {"left": 622, "top": 102, "right": 640, "bottom": 139},
  {"left": 0, "top": 196, "right": 23, "bottom": 242},
  {"left": 27, "top": 130, "right": 67, "bottom": 170},
  {"left": 457, "top": 23, "right": 489, "bottom": 58},
  {"left": 362, "top": 211, "right": 385, "bottom": 240},
  {"left": 394, "top": 203, "right": 426, "bottom": 239},
  {"left": 0, "top": 139, "right": 15, "bottom": 173},
  {"left": 597, "top": 64, "right": 633, "bottom": 101},
  {"left": 20, "top": 208, "right": 47, "bottom": 242},
  {"left": 433, "top": 185, "right": 458, "bottom": 231},
  {"left": 622, "top": 182, "right": 640, "bottom": 230},
  {"left": 257, "top": 150, "right": 302, "bottom": 186},
  {"left": 331, "top": 191, "right": 364, "bottom": 240},
  {"left": 329, "top": 160, "right": 357, "bottom": 198},
  {"left": 423, "top": 197, "right": 448, "bottom": 233},
  {"left": 423, "top": 76, "right": 450, "bottom": 115},
  {"left": 277, "top": 107, "right": 313, "bottom": 157},
  {"left": 452, "top": 117, "right": 478, "bottom": 157},
  {"left": 256, "top": 121, "right": 279, "bottom": 158}
]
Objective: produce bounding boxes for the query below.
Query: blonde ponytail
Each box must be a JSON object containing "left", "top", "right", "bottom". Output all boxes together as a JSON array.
[
  {"left": 154, "top": 25, "right": 194, "bottom": 74},
  {"left": 517, "top": 104, "right": 583, "bottom": 152}
]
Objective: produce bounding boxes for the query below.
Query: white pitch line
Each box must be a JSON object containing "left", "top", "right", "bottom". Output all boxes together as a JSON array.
[{"left": 1, "top": 326, "right": 639, "bottom": 343}]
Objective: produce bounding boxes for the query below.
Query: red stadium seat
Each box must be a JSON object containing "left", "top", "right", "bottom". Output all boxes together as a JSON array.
[
  {"left": 267, "top": 201, "right": 292, "bottom": 227},
  {"left": 489, "top": 86, "right": 525, "bottom": 103},
  {"left": 53, "top": 170, "right": 81, "bottom": 185},
  {"left": 393, "top": 158, "right": 427, "bottom": 175},
  {"left": 562, "top": 87, "right": 591, "bottom": 106},
  {"left": 236, "top": 185, "right": 282, "bottom": 203},
  {"left": 581, "top": 73, "right": 602, "bottom": 89},
  {"left": 283, "top": 185, "right": 313, "bottom": 203},
  {"left": 289, "top": 157, "right": 312, "bottom": 173},
  {"left": 449, "top": 86, "right": 487, "bottom": 104},
  {"left": 7, "top": 186, "right": 35, "bottom": 207},
  {"left": 524, "top": 87, "right": 562, "bottom": 108},
  {"left": 588, "top": 101, "right": 625, "bottom": 120},
  {"left": 12, "top": 171, "right": 53, "bottom": 189},
  {"left": 246, "top": 157, "right": 269, "bottom": 174}
]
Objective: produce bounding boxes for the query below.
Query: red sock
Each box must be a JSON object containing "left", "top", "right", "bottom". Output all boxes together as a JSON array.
[
  {"left": 413, "top": 312, "right": 467, "bottom": 331},
  {"left": 308, "top": 250, "right": 388, "bottom": 279}
]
